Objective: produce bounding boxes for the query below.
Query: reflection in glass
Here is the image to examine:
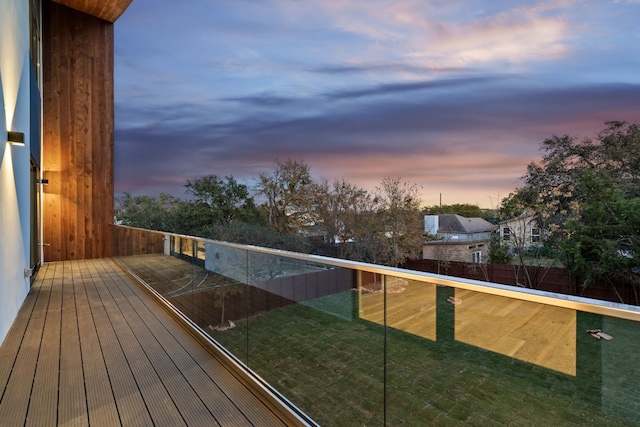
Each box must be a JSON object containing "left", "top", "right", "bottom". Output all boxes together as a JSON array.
[
  {"left": 181, "top": 238, "right": 193, "bottom": 257},
  {"left": 196, "top": 240, "right": 206, "bottom": 261},
  {"left": 358, "top": 271, "right": 385, "bottom": 326},
  {"left": 453, "top": 289, "right": 576, "bottom": 375},
  {"left": 112, "top": 228, "right": 640, "bottom": 426},
  {"left": 359, "top": 273, "right": 437, "bottom": 341},
  {"left": 600, "top": 316, "right": 640, "bottom": 424},
  {"left": 386, "top": 279, "right": 436, "bottom": 341}
]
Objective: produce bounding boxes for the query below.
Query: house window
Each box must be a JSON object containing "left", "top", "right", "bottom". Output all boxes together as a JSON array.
[
  {"left": 531, "top": 228, "right": 541, "bottom": 243},
  {"left": 472, "top": 251, "right": 483, "bottom": 264},
  {"left": 502, "top": 227, "right": 511, "bottom": 241}
]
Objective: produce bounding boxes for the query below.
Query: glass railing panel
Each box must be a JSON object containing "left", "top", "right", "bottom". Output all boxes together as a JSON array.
[
  {"left": 385, "top": 285, "right": 638, "bottom": 426},
  {"left": 112, "top": 226, "right": 640, "bottom": 426},
  {"left": 388, "top": 276, "right": 437, "bottom": 342},
  {"left": 171, "top": 235, "right": 180, "bottom": 254},
  {"left": 358, "top": 271, "right": 384, "bottom": 325},
  {"left": 216, "top": 250, "right": 385, "bottom": 426},
  {"left": 196, "top": 239, "right": 206, "bottom": 261},
  {"left": 594, "top": 314, "right": 640, "bottom": 425},
  {"left": 201, "top": 242, "right": 250, "bottom": 364},
  {"left": 453, "top": 289, "right": 576, "bottom": 375},
  {"left": 358, "top": 273, "right": 437, "bottom": 342},
  {"left": 113, "top": 252, "right": 197, "bottom": 326},
  {"left": 181, "top": 237, "right": 194, "bottom": 257}
]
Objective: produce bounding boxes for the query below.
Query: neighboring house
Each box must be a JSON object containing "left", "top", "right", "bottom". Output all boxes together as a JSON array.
[
  {"left": 0, "top": 0, "right": 131, "bottom": 345},
  {"left": 423, "top": 214, "right": 496, "bottom": 264},
  {"left": 499, "top": 210, "right": 543, "bottom": 251}
]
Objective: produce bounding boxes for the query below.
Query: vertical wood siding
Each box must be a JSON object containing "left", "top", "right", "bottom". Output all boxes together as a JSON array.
[
  {"left": 112, "top": 226, "right": 166, "bottom": 257},
  {"left": 42, "top": 0, "right": 114, "bottom": 261}
]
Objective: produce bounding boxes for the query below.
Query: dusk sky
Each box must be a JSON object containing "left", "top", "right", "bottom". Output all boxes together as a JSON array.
[{"left": 114, "top": 0, "right": 640, "bottom": 208}]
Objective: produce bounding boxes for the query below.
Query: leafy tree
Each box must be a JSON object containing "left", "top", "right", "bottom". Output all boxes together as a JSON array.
[
  {"left": 561, "top": 173, "right": 640, "bottom": 303},
  {"left": 203, "top": 221, "right": 311, "bottom": 253},
  {"left": 115, "top": 193, "right": 177, "bottom": 231},
  {"left": 257, "top": 159, "right": 316, "bottom": 233},
  {"left": 488, "top": 234, "right": 512, "bottom": 265},
  {"left": 185, "top": 175, "right": 263, "bottom": 226},
  {"left": 521, "top": 121, "right": 640, "bottom": 240},
  {"left": 503, "top": 121, "right": 640, "bottom": 300},
  {"left": 422, "top": 203, "right": 493, "bottom": 221}
]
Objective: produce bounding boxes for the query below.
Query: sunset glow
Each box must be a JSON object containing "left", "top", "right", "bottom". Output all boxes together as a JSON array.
[{"left": 114, "top": 0, "right": 640, "bottom": 207}]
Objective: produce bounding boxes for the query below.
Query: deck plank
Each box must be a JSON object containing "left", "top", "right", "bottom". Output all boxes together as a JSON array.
[
  {"left": 26, "top": 263, "right": 62, "bottom": 427},
  {"left": 91, "top": 271, "right": 188, "bottom": 427},
  {"left": 0, "top": 268, "right": 50, "bottom": 426},
  {"left": 81, "top": 261, "right": 154, "bottom": 426},
  {"left": 113, "top": 255, "right": 291, "bottom": 425},
  {"left": 104, "top": 257, "right": 289, "bottom": 426},
  {"left": 0, "top": 268, "right": 42, "bottom": 399},
  {"left": 58, "top": 262, "right": 89, "bottom": 427},
  {"left": 0, "top": 258, "right": 296, "bottom": 427},
  {"left": 102, "top": 263, "right": 222, "bottom": 426},
  {"left": 111, "top": 275, "right": 261, "bottom": 427},
  {"left": 75, "top": 261, "right": 122, "bottom": 427}
]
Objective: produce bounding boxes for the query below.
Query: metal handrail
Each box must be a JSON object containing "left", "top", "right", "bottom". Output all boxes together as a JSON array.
[{"left": 115, "top": 225, "right": 640, "bottom": 322}]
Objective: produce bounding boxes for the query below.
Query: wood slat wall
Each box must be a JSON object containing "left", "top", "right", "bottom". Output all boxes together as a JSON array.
[
  {"left": 42, "top": 0, "right": 115, "bottom": 262},
  {"left": 112, "top": 226, "right": 166, "bottom": 257}
]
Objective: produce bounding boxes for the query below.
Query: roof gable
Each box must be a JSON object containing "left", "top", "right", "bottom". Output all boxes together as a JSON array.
[{"left": 438, "top": 214, "right": 495, "bottom": 234}]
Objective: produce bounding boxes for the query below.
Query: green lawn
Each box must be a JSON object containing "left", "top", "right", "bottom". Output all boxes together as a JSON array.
[{"left": 209, "top": 290, "right": 637, "bottom": 426}]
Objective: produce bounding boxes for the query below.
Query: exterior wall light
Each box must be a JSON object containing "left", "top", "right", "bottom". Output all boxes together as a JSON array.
[{"left": 8, "top": 131, "right": 25, "bottom": 146}]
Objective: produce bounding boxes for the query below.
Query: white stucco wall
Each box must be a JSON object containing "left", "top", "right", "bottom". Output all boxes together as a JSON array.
[{"left": 0, "top": 0, "right": 33, "bottom": 345}]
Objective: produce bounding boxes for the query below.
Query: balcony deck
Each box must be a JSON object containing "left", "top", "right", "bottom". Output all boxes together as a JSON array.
[{"left": 0, "top": 258, "right": 295, "bottom": 426}]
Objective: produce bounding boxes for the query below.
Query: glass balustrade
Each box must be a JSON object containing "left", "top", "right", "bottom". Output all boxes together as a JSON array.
[{"left": 113, "top": 225, "right": 640, "bottom": 426}]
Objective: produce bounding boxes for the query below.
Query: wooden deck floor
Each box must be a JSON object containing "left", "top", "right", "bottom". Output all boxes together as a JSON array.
[{"left": 0, "top": 259, "right": 297, "bottom": 426}]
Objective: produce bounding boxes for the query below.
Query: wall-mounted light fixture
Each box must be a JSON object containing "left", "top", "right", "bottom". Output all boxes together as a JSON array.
[{"left": 7, "top": 131, "right": 25, "bottom": 146}]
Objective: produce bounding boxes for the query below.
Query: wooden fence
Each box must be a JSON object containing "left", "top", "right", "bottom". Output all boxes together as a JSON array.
[{"left": 403, "top": 259, "right": 638, "bottom": 305}]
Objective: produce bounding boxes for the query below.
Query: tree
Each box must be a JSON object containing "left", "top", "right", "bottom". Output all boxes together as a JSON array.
[
  {"left": 203, "top": 221, "right": 311, "bottom": 253},
  {"left": 488, "top": 233, "right": 512, "bottom": 264},
  {"left": 377, "top": 177, "right": 424, "bottom": 267},
  {"left": 422, "top": 203, "right": 495, "bottom": 221},
  {"left": 521, "top": 121, "right": 640, "bottom": 239},
  {"left": 561, "top": 172, "right": 640, "bottom": 303},
  {"left": 257, "top": 159, "right": 316, "bottom": 233},
  {"left": 343, "top": 192, "right": 386, "bottom": 264},
  {"left": 503, "top": 121, "right": 640, "bottom": 300},
  {"left": 313, "top": 179, "right": 371, "bottom": 247},
  {"left": 185, "top": 175, "right": 263, "bottom": 226},
  {"left": 346, "top": 177, "right": 423, "bottom": 267},
  {"left": 115, "top": 193, "right": 177, "bottom": 231}
]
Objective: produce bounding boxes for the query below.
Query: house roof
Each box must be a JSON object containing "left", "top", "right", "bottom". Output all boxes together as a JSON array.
[
  {"left": 52, "top": 0, "right": 133, "bottom": 22},
  {"left": 498, "top": 209, "right": 536, "bottom": 225},
  {"left": 438, "top": 214, "right": 496, "bottom": 234}
]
